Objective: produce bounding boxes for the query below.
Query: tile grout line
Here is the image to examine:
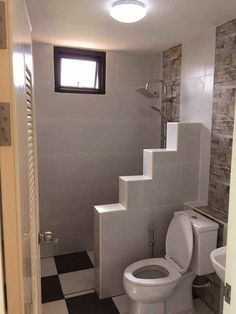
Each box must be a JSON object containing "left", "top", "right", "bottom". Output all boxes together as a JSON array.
[{"left": 64, "top": 288, "right": 95, "bottom": 297}]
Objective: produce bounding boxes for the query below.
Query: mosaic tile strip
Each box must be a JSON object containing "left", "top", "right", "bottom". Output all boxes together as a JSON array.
[{"left": 162, "top": 44, "right": 182, "bottom": 123}]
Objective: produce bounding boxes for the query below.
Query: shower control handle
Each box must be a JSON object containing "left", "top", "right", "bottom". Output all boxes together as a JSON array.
[{"left": 149, "top": 226, "right": 155, "bottom": 247}]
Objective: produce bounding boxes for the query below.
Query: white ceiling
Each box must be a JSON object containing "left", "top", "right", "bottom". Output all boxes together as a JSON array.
[{"left": 26, "top": 0, "right": 236, "bottom": 53}]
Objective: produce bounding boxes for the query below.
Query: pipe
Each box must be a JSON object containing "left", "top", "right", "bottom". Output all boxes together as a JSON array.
[
  {"left": 192, "top": 282, "right": 211, "bottom": 289},
  {"left": 149, "top": 226, "right": 155, "bottom": 258}
]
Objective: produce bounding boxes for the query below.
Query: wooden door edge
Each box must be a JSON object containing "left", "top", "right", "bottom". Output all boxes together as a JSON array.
[{"left": 0, "top": 0, "right": 26, "bottom": 313}]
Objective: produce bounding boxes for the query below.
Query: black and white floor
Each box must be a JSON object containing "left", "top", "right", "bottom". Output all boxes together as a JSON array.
[
  {"left": 41, "top": 250, "right": 120, "bottom": 314},
  {"left": 41, "top": 251, "right": 214, "bottom": 314}
]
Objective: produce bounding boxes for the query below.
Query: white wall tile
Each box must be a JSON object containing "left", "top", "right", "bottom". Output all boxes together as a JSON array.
[
  {"left": 180, "top": 27, "right": 216, "bottom": 205},
  {"left": 100, "top": 209, "right": 151, "bottom": 256},
  {"left": 99, "top": 249, "right": 150, "bottom": 298},
  {"left": 180, "top": 28, "right": 215, "bottom": 129},
  {"left": 178, "top": 123, "right": 201, "bottom": 164},
  {"left": 94, "top": 209, "right": 100, "bottom": 294},
  {"left": 119, "top": 178, "right": 149, "bottom": 210},
  {"left": 143, "top": 150, "right": 153, "bottom": 177},
  {"left": 180, "top": 28, "right": 216, "bottom": 82},
  {"left": 154, "top": 150, "right": 181, "bottom": 166},
  {"left": 143, "top": 164, "right": 182, "bottom": 207},
  {"left": 166, "top": 123, "right": 179, "bottom": 150},
  {"left": 182, "top": 164, "right": 200, "bottom": 201}
]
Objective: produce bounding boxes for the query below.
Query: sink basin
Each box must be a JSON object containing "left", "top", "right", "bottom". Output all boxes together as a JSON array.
[{"left": 210, "top": 246, "right": 226, "bottom": 282}]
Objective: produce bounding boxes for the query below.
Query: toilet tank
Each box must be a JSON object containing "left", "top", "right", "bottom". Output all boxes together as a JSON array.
[{"left": 185, "top": 210, "right": 219, "bottom": 276}]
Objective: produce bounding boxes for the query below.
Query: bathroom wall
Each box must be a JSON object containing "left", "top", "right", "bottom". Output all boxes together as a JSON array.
[
  {"left": 162, "top": 44, "right": 182, "bottom": 122},
  {"left": 180, "top": 18, "right": 236, "bottom": 213},
  {"left": 180, "top": 28, "right": 216, "bottom": 204},
  {"left": 179, "top": 19, "right": 236, "bottom": 313},
  {"left": 208, "top": 19, "right": 236, "bottom": 214},
  {"left": 178, "top": 27, "right": 220, "bottom": 314},
  {"left": 33, "top": 41, "right": 162, "bottom": 257}
]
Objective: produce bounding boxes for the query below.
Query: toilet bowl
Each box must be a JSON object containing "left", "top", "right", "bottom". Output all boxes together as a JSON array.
[
  {"left": 124, "top": 258, "right": 181, "bottom": 304},
  {"left": 123, "top": 210, "right": 219, "bottom": 314}
]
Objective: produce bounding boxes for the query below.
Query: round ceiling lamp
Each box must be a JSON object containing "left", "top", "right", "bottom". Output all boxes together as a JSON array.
[{"left": 109, "top": 0, "right": 147, "bottom": 23}]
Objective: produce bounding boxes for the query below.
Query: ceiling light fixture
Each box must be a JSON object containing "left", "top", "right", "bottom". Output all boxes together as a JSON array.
[{"left": 110, "top": 0, "right": 147, "bottom": 23}]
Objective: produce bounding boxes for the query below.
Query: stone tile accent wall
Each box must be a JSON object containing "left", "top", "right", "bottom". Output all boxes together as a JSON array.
[
  {"left": 208, "top": 19, "right": 236, "bottom": 214},
  {"left": 162, "top": 44, "right": 182, "bottom": 122}
]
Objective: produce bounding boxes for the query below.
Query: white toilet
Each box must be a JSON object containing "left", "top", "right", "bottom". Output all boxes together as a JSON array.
[{"left": 123, "top": 210, "right": 219, "bottom": 314}]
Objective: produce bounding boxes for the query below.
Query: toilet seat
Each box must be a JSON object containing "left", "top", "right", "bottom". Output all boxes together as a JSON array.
[
  {"left": 124, "top": 258, "right": 181, "bottom": 287},
  {"left": 124, "top": 212, "right": 194, "bottom": 288},
  {"left": 165, "top": 211, "right": 193, "bottom": 275}
]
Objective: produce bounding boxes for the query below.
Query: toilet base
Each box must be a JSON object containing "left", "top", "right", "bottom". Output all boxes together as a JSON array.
[
  {"left": 129, "top": 300, "right": 165, "bottom": 314},
  {"left": 165, "top": 271, "right": 196, "bottom": 314}
]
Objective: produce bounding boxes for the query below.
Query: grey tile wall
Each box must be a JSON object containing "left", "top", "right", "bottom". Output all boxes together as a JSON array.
[
  {"left": 208, "top": 19, "right": 236, "bottom": 214},
  {"left": 33, "top": 42, "right": 162, "bottom": 257}
]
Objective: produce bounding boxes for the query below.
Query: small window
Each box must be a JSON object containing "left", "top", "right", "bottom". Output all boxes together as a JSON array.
[{"left": 54, "top": 46, "right": 106, "bottom": 94}]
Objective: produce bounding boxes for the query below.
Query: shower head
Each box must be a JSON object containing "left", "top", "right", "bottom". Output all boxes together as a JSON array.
[
  {"left": 150, "top": 106, "right": 168, "bottom": 122},
  {"left": 136, "top": 79, "right": 163, "bottom": 99},
  {"left": 136, "top": 87, "right": 158, "bottom": 99}
]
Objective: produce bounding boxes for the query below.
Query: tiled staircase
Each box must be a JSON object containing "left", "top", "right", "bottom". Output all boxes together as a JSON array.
[{"left": 94, "top": 122, "right": 203, "bottom": 299}]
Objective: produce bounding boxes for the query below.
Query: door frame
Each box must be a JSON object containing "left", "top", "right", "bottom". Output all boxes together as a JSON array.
[
  {"left": 0, "top": 0, "right": 41, "bottom": 313},
  {"left": 0, "top": 0, "right": 25, "bottom": 311}
]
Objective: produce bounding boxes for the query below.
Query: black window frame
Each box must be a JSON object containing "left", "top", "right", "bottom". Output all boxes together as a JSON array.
[{"left": 54, "top": 46, "right": 106, "bottom": 95}]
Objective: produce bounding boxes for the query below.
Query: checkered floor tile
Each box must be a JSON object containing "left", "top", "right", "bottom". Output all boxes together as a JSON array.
[
  {"left": 41, "top": 251, "right": 119, "bottom": 314},
  {"left": 55, "top": 251, "right": 93, "bottom": 274},
  {"left": 41, "top": 251, "right": 213, "bottom": 314},
  {"left": 42, "top": 275, "right": 64, "bottom": 303},
  {"left": 66, "top": 292, "right": 119, "bottom": 314}
]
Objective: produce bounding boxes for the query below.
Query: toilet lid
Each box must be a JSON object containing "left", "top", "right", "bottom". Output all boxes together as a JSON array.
[{"left": 165, "top": 211, "right": 193, "bottom": 274}]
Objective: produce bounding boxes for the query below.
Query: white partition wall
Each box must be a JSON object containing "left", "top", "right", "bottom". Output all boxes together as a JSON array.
[{"left": 94, "top": 122, "right": 203, "bottom": 298}]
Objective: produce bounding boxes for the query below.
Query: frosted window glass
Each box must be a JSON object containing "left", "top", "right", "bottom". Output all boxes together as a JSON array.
[{"left": 61, "top": 58, "right": 98, "bottom": 88}]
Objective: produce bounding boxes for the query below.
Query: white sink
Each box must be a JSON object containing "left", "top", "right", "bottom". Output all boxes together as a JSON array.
[{"left": 210, "top": 246, "right": 226, "bottom": 282}]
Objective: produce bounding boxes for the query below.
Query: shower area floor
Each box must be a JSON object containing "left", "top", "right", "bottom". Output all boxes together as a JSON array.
[
  {"left": 41, "top": 250, "right": 119, "bottom": 314},
  {"left": 41, "top": 251, "right": 214, "bottom": 314}
]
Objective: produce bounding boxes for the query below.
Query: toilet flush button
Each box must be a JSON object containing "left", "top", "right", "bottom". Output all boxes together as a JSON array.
[{"left": 191, "top": 216, "right": 198, "bottom": 219}]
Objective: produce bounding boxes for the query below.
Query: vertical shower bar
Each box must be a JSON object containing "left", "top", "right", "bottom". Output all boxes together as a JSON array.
[
  {"left": 161, "top": 83, "right": 168, "bottom": 148},
  {"left": 136, "top": 79, "right": 172, "bottom": 148},
  {"left": 149, "top": 226, "right": 155, "bottom": 258}
]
